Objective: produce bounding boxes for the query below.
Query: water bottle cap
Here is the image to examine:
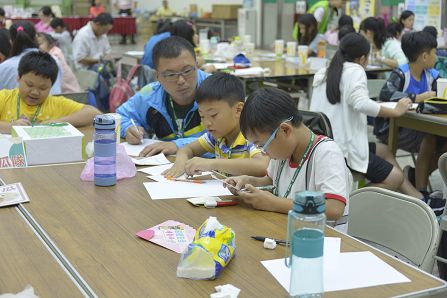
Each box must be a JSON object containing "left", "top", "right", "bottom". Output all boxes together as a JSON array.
[
  {"left": 293, "top": 191, "right": 325, "bottom": 214},
  {"left": 94, "top": 115, "right": 115, "bottom": 130}
]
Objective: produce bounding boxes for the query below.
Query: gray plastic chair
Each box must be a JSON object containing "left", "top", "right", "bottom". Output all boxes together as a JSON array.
[
  {"left": 348, "top": 186, "right": 440, "bottom": 272},
  {"left": 367, "top": 79, "right": 386, "bottom": 100}
]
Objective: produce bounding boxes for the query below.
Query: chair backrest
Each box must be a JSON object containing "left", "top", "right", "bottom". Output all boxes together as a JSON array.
[
  {"left": 348, "top": 187, "right": 440, "bottom": 272},
  {"left": 75, "top": 69, "right": 99, "bottom": 91},
  {"left": 301, "top": 110, "right": 334, "bottom": 139},
  {"left": 367, "top": 79, "right": 386, "bottom": 100},
  {"left": 438, "top": 153, "right": 447, "bottom": 190}
]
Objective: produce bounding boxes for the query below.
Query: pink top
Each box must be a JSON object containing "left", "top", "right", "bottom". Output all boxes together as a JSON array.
[
  {"left": 49, "top": 47, "right": 81, "bottom": 93},
  {"left": 35, "top": 20, "right": 54, "bottom": 33}
]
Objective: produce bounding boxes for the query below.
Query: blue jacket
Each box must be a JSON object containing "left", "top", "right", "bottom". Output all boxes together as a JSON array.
[
  {"left": 141, "top": 32, "right": 171, "bottom": 68},
  {"left": 117, "top": 70, "right": 209, "bottom": 148}
]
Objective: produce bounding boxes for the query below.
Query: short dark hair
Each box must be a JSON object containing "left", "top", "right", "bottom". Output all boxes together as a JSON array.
[
  {"left": 422, "top": 26, "right": 438, "bottom": 39},
  {"left": 0, "top": 28, "right": 11, "bottom": 58},
  {"left": 338, "top": 15, "right": 353, "bottom": 28},
  {"left": 172, "top": 20, "right": 196, "bottom": 47},
  {"left": 338, "top": 25, "right": 355, "bottom": 41},
  {"left": 359, "top": 17, "right": 386, "bottom": 50},
  {"left": 196, "top": 73, "right": 245, "bottom": 105},
  {"left": 93, "top": 13, "right": 114, "bottom": 25},
  {"left": 0, "top": 7, "right": 5, "bottom": 17},
  {"left": 39, "top": 6, "right": 55, "bottom": 18},
  {"left": 240, "top": 87, "right": 303, "bottom": 136},
  {"left": 401, "top": 31, "right": 437, "bottom": 63},
  {"left": 386, "top": 22, "right": 403, "bottom": 39},
  {"left": 50, "top": 17, "right": 66, "bottom": 29},
  {"left": 18, "top": 51, "right": 59, "bottom": 85},
  {"left": 152, "top": 36, "right": 196, "bottom": 69}
]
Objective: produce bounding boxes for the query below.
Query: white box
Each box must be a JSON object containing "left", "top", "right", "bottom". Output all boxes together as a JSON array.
[{"left": 11, "top": 123, "right": 85, "bottom": 165}]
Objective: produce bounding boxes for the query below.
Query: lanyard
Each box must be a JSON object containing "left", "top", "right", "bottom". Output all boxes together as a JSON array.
[
  {"left": 274, "top": 131, "right": 315, "bottom": 198},
  {"left": 16, "top": 95, "right": 41, "bottom": 126},
  {"left": 168, "top": 96, "right": 193, "bottom": 138}
]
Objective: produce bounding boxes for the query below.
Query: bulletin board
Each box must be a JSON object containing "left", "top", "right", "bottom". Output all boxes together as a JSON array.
[
  {"left": 346, "top": 0, "right": 376, "bottom": 29},
  {"left": 405, "top": 0, "right": 442, "bottom": 31}
]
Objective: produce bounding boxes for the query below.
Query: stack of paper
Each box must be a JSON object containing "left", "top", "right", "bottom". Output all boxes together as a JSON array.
[
  {"left": 122, "top": 139, "right": 161, "bottom": 157},
  {"left": 131, "top": 153, "right": 171, "bottom": 166},
  {"left": 143, "top": 180, "right": 232, "bottom": 200}
]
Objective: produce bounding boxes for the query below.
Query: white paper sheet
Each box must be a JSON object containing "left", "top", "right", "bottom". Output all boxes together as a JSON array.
[
  {"left": 131, "top": 153, "right": 171, "bottom": 166},
  {"left": 379, "top": 102, "right": 418, "bottom": 110},
  {"left": 207, "top": 63, "right": 233, "bottom": 70},
  {"left": 233, "top": 67, "right": 266, "bottom": 76},
  {"left": 146, "top": 172, "right": 214, "bottom": 182},
  {"left": 143, "top": 180, "right": 233, "bottom": 200},
  {"left": 138, "top": 164, "right": 173, "bottom": 176},
  {"left": 125, "top": 51, "right": 144, "bottom": 56},
  {"left": 122, "top": 139, "right": 161, "bottom": 156},
  {"left": 261, "top": 250, "right": 410, "bottom": 293}
]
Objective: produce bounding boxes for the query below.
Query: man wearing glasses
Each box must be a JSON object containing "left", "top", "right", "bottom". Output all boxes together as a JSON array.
[{"left": 117, "top": 36, "right": 208, "bottom": 157}]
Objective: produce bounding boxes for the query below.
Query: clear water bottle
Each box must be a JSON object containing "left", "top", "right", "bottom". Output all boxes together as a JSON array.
[
  {"left": 286, "top": 191, "right": 326, "bottom": 297},
  {"left": 94, "top": 115, "right": 116, "bottom": 186}
]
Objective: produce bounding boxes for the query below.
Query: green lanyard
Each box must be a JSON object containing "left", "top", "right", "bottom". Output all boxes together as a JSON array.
[
  {"left": 168, "top": 96, "right": 193, "bottom": 138},
  {"left": 274, "top": 132, "right": 315, "bottom": 198},
  {"left": 16, "top": 95, "right": 41, "bottom": 126}
]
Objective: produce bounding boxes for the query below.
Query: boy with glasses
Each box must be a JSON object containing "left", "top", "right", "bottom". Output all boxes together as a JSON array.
[
  {"left": 225, "top": 88, "right": 351, "bottom": 221},
  {"left": 163, "top": 73, "right": 269, "bottom": 178},
  {"left": 117, "top": 36, "right": 208, "bottom": 156}
]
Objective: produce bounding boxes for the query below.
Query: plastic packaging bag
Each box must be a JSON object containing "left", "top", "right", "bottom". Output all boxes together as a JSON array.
[
  {"left": 177, "top": 216, "right": 235, "bottom": 280},
  {"left": 80, "top": 143, "right": 136, "bottom": 181}
]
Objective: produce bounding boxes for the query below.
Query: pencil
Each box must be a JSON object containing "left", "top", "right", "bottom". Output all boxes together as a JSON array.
[
  {"left": 166, "top": 177, "right": 205, "bottom": 184},
  {"left": 130, "top": 118, "right": 143, "bottom": 144}
]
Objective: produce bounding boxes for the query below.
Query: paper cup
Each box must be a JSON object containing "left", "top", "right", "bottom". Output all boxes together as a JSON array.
[
  {"left": 438, "top": 78, "right": 447, "bottom": 99},
  {"left": 287, "top": 41, "right": 297, "bottom": 57},
  {"left": 298, "top": 45, "right": 308, "bottom": 65},
  {"left": 105, "top": 113, "right": 121, "bottom": 143},
  {"left": 274, "top": 40, "right": 284, "bottom": 57},
  {"left": 245, "top": 42, "right": 255, "bottom": 55},
  {"left": 200, "top": 39, "right": 210, "bottom": 54}
]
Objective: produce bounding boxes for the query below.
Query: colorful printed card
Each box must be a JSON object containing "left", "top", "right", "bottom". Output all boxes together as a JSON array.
[
  {"left": 136, "top": 220, "right": 196, "bottom": 253},
  {"left": 0, "top": 182, "right": 30, "bottom": 207},
  {"left": 0, "top": 135, "right": 27, "bottom": 168}
]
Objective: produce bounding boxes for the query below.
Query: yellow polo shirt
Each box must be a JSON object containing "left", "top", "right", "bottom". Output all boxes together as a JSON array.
[
  {"left": 198, "top": 131, "right": 261, "bottom": 159},
  {"left": 0, "top": 89, "right": 84, "bottom": 123}
]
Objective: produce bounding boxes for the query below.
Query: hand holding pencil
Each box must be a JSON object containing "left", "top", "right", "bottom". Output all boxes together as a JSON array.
[{"left": 125, "top": 118, "right": 144, "bottom": 145}]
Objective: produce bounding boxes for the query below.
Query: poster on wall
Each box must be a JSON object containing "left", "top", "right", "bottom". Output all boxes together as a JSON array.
[
  {"left": 346, "top": 0, "right": 376, "bottom": 29},
  {"left": 405, "top": 0, "right": 441, "bottom": 31}
]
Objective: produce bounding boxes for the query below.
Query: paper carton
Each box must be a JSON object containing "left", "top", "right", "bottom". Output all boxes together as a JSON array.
[
  {"left": 11, "top": 123, "right": 85, "bottom": 165},
  {"left": 437, "top": 78, "right": 447, "bottom": 99}
]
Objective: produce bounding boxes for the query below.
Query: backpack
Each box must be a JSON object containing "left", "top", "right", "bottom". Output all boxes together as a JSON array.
[
  {"left": 109, "top": 63, "right": 140, "bottom": 112},
  {"left": 301, "top": 110, "right": 334, "bottom": 139}
]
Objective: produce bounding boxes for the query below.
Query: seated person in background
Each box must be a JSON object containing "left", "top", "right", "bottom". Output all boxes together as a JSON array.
[
  {"left": 50, "top": 18, "right": 73, "bottom": 62},
  {"left": 0, "top": 7, "right": 5, "bottom": 29},
  {"left": 310, "top": 32, "right": 445, "bottom": 215},
  {"left": 324, "top": 15, "right": 353, "bottom": 46},
  {"left": 0, "top": 21, "right": 62, "bottom": 94},
  {"left": 37, "top": 33, "right": 81, "bottom": 93},
  {"left": 117, "top": 36, "right": 208, "bottom": 157},
  {"left": 359, "top": 17, "right": 388, "bottom": 66},
  {"left": 72, "top": 13, "right": 113, "bottom": 70},
  {"left": 163, "top": 73, "right": 269, "bottom": 178},
  {"left": 0, "top": 51, "right": 101, "bottom": 134},
  {"left": 142, "top": 20, "right": 198, "bottom": 69},
  {"left": 338, "top": 24, "right": 355, "bottom": 42},
  {"left": 375, "top": 31, "right": 445, "bottom": 197},
  {"left": 225, "top": 87, "right": 351, "bottom": 221},
  {"left": 377, "top": 22, "right": 408, "bottom": 68},
  {"left": 399, "top": 10, "right": 414, "bottom": 35},
  {"left": 89, "top": 0, "right": 106, "bottom": 17},
  {"left": 0, "top": 28, "right": 11, "bottom": 63},
  {"left": 294, "top": 14, "right": 326, "bottom": 56},
  {"left": 156, "top": 0, "right": 174, "bottom": 17},
  {"left": 35, "top": 6, "right": 54, "bottom": 33}
]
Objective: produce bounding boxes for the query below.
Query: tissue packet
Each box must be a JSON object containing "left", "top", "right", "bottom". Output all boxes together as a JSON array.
[{"left": 177, "top": 216, "right": 235, "bottom": 280}]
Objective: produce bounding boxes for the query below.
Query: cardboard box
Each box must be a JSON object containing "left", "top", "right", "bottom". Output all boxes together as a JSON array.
[
  {"left": 212, "top": 4, "right": 241, "bottom": 19},
  {"left": 11, "top": 123, "right": 85, "bottom": 165}
]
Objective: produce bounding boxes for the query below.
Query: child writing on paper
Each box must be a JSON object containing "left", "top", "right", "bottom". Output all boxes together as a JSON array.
[
  {"left": 310, "top": 32, "right": 445, "bottom": 215},
  {"left": 0, "top": 51, "right": 101, "bottom": 134},
  {"left": 163, "top": 73, "right": 269, "bottom": 178},
  {"left": 225, "top": 87, "right": 351, "bottom": 221},
  {"left": 375, "top": 31, "right": 447, "bottom": 205}
]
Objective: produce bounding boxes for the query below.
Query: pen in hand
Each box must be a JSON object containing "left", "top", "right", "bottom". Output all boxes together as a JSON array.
[{"left": 130, "top": 118, "right": 143, "bottom": 144}]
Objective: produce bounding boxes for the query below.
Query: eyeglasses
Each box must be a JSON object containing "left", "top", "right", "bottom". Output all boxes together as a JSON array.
[
  {"left": 159, "top": 65, "right": 196, "bottom": 82},
  {"left": 256, "top": 116, "right": 294, "bottom": 153}
]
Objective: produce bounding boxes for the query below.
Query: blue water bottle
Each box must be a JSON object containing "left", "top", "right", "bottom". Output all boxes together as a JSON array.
[
  {"left": 94, "top": 115, "right": 116, "bottom": 186},
  {"left": 286, "top": 191, "right": 326, "bottom": 297}
]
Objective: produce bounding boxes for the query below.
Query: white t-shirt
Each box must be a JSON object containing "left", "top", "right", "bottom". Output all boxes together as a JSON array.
[
  {"left": 267, "top": 136, "right": 352, "bottom": 208},
  {"left": 72, "top": 22, "right": 111, "bottom": 70},
  {"left": 313, "top": 7, "right": 325, "bottom": 23},
  {"left": 114, "top": 0, "right": 133, "bottom": 10}
]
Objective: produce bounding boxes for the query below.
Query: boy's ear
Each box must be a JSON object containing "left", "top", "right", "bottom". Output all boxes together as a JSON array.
[
  {"left": 234, "top": 102, "right": 244, "bottom": 116},
  {"left": 280, "top": 122, "right": 293, "bottom": 136}
]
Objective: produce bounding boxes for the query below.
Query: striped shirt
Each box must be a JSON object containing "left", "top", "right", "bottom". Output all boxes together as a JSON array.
[{"left": 198, "top": 132, "right": 261, "bottom": 159}]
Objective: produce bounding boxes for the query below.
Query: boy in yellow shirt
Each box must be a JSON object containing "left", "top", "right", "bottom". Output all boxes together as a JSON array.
[
  {"left": 0, "top": 51, "right": 101, "bottom": 133},
  {"left": 163, "top": 73, "right": 269, "bottom": 178}
]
